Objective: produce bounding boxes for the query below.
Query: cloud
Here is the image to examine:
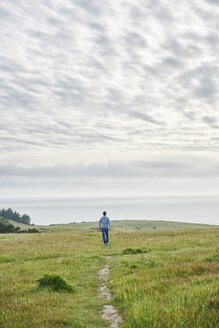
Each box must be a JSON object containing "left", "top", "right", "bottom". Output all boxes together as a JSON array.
[
  {"left": 0, "top": 159, "right": 218, "bottom": 180},
  {"left": 202, "top": 116, "right": 219, "bottom": 129},
  {"left": 129, "top": 110, "right": 164, "bottom": 125},
  {"left": 204, "top": 0, "right": 219, "bottom": 6},
  {"left": 0, "top": 0, "right": 218, "bottom": 155}
]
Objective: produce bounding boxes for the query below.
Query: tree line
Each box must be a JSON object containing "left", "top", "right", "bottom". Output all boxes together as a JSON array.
[{"left": 0, "top": 208, "right": 31, "bottom": 224}]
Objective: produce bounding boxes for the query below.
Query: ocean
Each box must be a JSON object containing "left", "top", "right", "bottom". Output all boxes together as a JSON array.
[{"left": 1, "top": 196, "right": 218, "bottom": 226}]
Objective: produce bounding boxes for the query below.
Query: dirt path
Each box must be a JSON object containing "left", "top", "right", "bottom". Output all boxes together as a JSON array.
[{"left": 98, "top": 258, "right": 123, "bottom": 328}]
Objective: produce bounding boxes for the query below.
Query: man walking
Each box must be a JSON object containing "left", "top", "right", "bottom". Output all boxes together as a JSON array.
[{"left": 99, "top": 211, "right": 111, "bottom": 245}]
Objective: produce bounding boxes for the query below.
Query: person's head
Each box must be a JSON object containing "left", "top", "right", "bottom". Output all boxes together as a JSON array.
[{"left": 103, "top": 211, "right": 107, "bottom": 216}]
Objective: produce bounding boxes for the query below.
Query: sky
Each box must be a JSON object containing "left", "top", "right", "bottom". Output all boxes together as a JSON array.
[{"left": 0, "top": 0, "right": 219, "bottom": 225}]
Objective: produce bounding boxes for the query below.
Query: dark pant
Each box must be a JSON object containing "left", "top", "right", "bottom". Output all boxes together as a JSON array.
[{"left": 101, "top": 228, "right": 109, "bottom": 244}]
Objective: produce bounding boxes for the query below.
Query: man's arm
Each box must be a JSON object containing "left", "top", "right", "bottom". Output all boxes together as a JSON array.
[{"left": 108, "top": 218, "right": 111, "bottom": 230}]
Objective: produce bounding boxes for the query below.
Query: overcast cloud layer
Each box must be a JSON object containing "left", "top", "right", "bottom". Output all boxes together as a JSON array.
[
  {"left": 1, "top": 0, "right": 219, "bottom": 153},
  {"left": 0, "top": 1, "right": 219, "bottom": 223}
]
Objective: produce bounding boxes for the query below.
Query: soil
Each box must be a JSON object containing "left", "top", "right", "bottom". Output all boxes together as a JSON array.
[{"left": 98, "top": 259, "right": 123, "bottom": 328}]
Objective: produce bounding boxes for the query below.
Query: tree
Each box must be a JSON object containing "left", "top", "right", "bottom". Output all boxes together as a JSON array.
[
  {"left": 0, "top": 208, "right": 31, "bottom": 224},
  {"left": 21, "top": 214, "right": 31, "bottom": 225}
]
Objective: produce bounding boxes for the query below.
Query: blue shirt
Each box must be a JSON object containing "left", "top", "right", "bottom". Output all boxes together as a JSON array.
[{"left": 99, "top": 216, "right": 111, "bottom": 229}]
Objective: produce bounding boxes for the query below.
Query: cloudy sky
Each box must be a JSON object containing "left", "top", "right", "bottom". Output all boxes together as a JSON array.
[{"left": 0, "top": 0, "right": 219, "bottom": 224}]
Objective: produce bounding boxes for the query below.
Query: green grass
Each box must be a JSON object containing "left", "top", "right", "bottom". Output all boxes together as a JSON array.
[
  {"left": 0, "top": 232, "right": 107, "bottom": 328},
  {"left": 122, "top": 247, "right": 149, "bottom": 254},
  {"left": 0, "top": 224, "right": 218, "bottom": 327},
  {"left": 36, "top": 219, "right": 218, "bottom": 233},
  {"left": 6, "top": 219, "right": 33, "bottom": 230},
  {"left": 109, "top": 229, "right": 219, "bottom": 328}
]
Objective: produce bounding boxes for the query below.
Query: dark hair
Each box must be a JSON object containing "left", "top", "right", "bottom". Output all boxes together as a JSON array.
[{"left": 103, "top": 211, "right": 107, "bottom": 216}]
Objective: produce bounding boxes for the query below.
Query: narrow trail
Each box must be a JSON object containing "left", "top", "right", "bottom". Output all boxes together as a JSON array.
[{"left": 98, "top": 257, "right": 123, "bottom": 328}]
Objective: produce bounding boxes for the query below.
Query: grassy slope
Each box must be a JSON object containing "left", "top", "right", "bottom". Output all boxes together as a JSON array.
[
  {"left": 7, "top": 219, "right": 33, "bottom": 230},
  {"left": 38, "top": 219, "right": 218, "bottom": 233},
  {"left": 0, "top": 225, "right": 218, "bottom": 328},
  {"left": 0, "top": 217, "right": 10, "bottom": 225}
]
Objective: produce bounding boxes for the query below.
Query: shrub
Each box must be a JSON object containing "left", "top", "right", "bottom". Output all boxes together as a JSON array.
[
  {"left": 0, "top": 218, "right": 20, "bottom": 233},
  {"left": 27, "top": 228, "right": 40, "bottom": 233},
  {"left": 0, "top": 217, "right": 40, "bottom": 234},
  {"left": 37, "top": 274, "right": 75, "bottom": 292},
  {"left": 122, "top": 247, "right": 149, "bottom": 255}
]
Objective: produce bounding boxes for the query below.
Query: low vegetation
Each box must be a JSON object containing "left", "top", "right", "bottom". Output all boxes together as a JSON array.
[
  {"left": 42, "top": 219, "right": 217, "bottom": 233},
  {"left": 0, "top": 231, "right": 106, "bottom": 328},
  {"left": 110, "top": 229, "right": 219, "bottom": 328},
  {"left": 122, "top": 247, "right": 149, "bottom": 254},
  {"left": 0, "top": 217, "right": 39, "bottom": 234},
  {"left": 0, "top": 222, "right": 218, "bottom": 327},
  {"left": 37, "top": 274, "right": 75, "bottom": 293},
  {"left": 0, "top": 217, "right": 21, "bottom": 233}
]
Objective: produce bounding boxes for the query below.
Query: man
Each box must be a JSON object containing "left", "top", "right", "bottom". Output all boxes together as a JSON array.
[{"left": 99, "top": 211, "right": 111, "bottom": 245}]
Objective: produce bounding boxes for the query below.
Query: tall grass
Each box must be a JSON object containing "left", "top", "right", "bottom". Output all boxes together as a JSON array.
[
  {"left": 109, "top": 229, "right": 219, "bottom": 328},
  {"left": 0, "top": 232, "right": 107, "bottom": 328},
  {"left": 0, "top": 227, "right": 218, "bottom": 327}
]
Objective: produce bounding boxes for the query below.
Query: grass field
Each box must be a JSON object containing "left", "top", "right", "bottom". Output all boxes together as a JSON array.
[
  {"left": 12, "top": 219, "right": 217, "bottom": 233},
  {"left": 0, "top": 222, "right": 218, "bottom": 327}
]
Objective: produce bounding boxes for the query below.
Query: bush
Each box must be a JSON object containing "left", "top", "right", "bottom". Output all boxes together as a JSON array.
[
  {"left": 0, "top": 218, "right": 20, "bottom": 233},
  {"left": 37, "top": 274, "right": 75, "bottom": 292},
  {"left": 27, "top": 228, "right": 40, "bottom": 233},
  {"left": 122, "top": 247, "right": 149, "bottom": 255},
  {"left": 0, "top": 217, "right": 40, "bottom": 234}
]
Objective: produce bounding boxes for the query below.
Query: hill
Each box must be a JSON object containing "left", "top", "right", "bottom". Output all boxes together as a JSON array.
[
  {"left": 8, "top": 220, "right": 34, "bottom": 231},
  {"left": 42, "top": 219, "right": 218, "bottom": 232},
  {"left": 2, "top": 218, "right": 217, "bottom": 234},
  {"left": 0, "top": 218, "right": 39, "bottom": 233},
  {"left": 0, "top": 217, "right": 21, "bottom": 233}
]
